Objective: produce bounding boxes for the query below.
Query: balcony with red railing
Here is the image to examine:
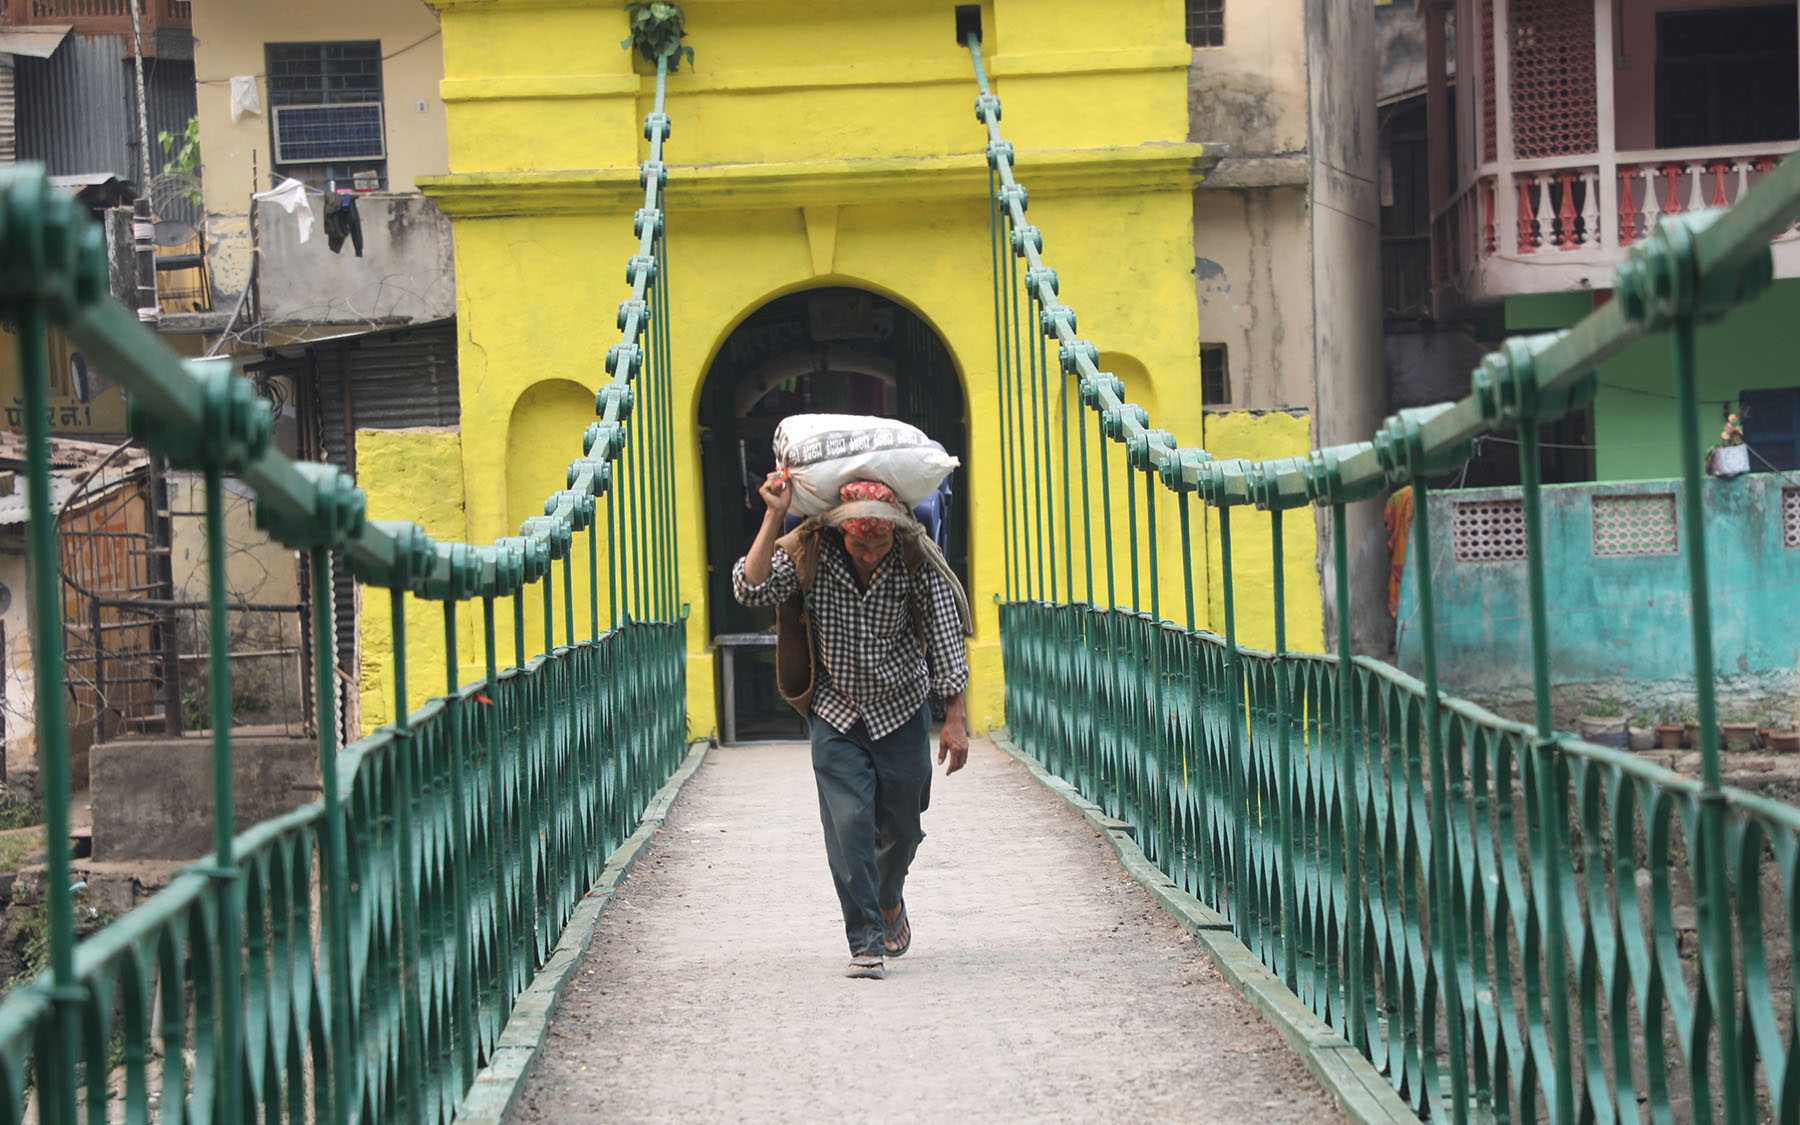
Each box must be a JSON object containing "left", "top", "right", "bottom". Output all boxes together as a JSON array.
[
  {"left": 1434, "top": 144, "right": 1800, "bottom": 304},
  {"left": 1430, "top": 0, "right": 1800, "bottom": 308}
]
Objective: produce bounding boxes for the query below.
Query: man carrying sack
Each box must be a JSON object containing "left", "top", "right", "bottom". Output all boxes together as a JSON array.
[{"left": 732, "top": 472, "right": 971, "bottom": 981}]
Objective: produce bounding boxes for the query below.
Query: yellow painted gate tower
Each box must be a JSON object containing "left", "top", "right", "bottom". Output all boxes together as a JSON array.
[{"left": 401, "top": 0, "right": 1325, "bottom": 738}]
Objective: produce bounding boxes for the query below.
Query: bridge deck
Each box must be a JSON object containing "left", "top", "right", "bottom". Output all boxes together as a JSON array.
[{"left": 507, "top": 739, "right": 1343, "bottom": 1123}]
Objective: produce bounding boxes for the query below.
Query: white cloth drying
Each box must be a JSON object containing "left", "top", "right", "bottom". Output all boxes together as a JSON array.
[
  {"left": 251, "top": 177, "right": 313, "bottom": 244},
  {"left": 229, "top": 75, "right": 262, "bottom": 122}
]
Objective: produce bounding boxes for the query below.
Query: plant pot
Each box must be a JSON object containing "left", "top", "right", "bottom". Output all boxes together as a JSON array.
[
  {"left": 1710, "top": 444, "right": 1750, "bottom": 477},
  {"left": 1721, "top": 722, "right": 1758, "bottom": 751},
  {"left": 1656, "top": 725, "right": 1684, "bottom": 749},
  {"left": 1627, "top": 725, "right": 1655, "bottom": 751},
  {"left": 1769, "top": 731, "right": 1800, "bottom": 754},
  {"left": 1578, "top": 715, "right": 1627, "bottom": 747},
  {"left": 1684, "top": 721, "right": 1700, "bottom": 749}
]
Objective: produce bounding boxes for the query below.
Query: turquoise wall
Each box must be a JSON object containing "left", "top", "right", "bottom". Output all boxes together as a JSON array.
[
  {"left": 1397, "top": 475, "right": 1800, "bottom": 696},
  {"left": 1505, "top": 278, "right": 1800, "bottom": 482}
]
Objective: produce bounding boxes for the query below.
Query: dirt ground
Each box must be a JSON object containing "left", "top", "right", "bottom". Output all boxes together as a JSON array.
[{"left": 508, "top": 737, "right": 1344, "bottom": 1124}]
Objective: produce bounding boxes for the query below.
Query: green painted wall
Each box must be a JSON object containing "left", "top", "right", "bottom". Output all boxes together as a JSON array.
[
  {"left": 1505, "top": 278, "right": 1800, "bottom": 482},
  {"left": 1397, "top": 475, "right": 1800, "bottom": 702}
]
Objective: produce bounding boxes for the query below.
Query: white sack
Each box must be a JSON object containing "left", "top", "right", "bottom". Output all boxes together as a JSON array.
[{"left": 773, "top": 413, "right": 958, "bottom": 517}]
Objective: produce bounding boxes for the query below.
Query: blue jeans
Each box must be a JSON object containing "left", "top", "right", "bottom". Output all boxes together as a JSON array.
[{"left": 810, "top": 704, "right": 932, "bottom": 956}]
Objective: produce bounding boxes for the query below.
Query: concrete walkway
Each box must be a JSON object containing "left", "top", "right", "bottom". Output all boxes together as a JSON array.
[{"left": 508, "top": 738, "right": 1345, "bottom": 1123}]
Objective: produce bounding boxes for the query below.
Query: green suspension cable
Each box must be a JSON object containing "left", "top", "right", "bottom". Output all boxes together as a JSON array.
[
  {"left": 1078, "top": 372, "right": 1094, "bottom": 605},
  {"left": 1060, "top": 357, "right": 1074, "bottom": 600},
  {"left": 1144, "top": 468, "right": 1159, "bottom": 621},
  {"left": 1125, "top": 443, "right": 1140, "bottom": 611},
  {"left": 987, "top": 166, "right": 1017, "bottom": 601},
  {"left": 1098, "top": 410, "right": 1116, "bottom": 608},
  {"left": 1178, "top": 492, "right": 1196, "bottom": 631},
  {"left": 1031, "top": 293, "right": 1055, "bottom": 603},
  {"left": 443, "top": 599, "right": 476, "bottom": 1087}
]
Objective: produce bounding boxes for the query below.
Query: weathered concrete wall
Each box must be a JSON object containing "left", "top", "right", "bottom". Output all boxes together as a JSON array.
[
  {"left": 1307, "top": 0, "right": 1389, "bottom": 656},
  {"left": 90, "top": 734, "right": 318, "bottom": 861},
  {"left": 1398, "top": 475, "right": 1800, "bottom": 724},
  {"left": 255, "top": 193, "right": 456, "bottom": 326},
  {"left": 1191, "top": 187, "right": 1315, "bottom": 412},
  {"left": 192, "top": 0, "right": 449, "bottom": 300},
  {"left": 1185, "top": 0, "right": 1309, "bottom": 160}
]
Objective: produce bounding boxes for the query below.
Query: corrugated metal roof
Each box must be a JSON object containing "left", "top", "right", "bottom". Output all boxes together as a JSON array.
[
  {"left": 14, "top": 33, "right": 131, "bottom": 178},
  {"left": 13, "top": 35, "right": 195, "bottom": 183}
]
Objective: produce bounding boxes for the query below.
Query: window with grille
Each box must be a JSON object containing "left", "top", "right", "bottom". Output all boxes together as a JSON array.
[
  {"left": 265, "top": 41, "right": 387, "bottom": 190},
  {"left": 1592, "top": 494, "right": 1679, "bottom": 557},
  {"left": 1186, "top": 0, "right": 1223, "bottom": 47},
  {"left": 1453, "top": 499, "right": 1527, "bottom": 562},
  {"left": 1784, "top": 488, "right": 1800, "bottom": 549},
  {"left": 1200, "top": 344, "right": 1229, "bottom": 405}
]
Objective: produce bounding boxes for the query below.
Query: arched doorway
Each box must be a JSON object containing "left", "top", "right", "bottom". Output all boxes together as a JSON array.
[{"left": 699, "top": 286, "right": 967, "bottom": 740}]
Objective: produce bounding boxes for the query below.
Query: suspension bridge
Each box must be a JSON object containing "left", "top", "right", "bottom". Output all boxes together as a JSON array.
[{"left": 0, "top": 30, "right": 1796, "bottom": 1125}]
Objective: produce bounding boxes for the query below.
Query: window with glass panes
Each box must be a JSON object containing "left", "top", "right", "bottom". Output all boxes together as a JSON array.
[{"left": 265, "top": 41, "right": 387, "bottom": 191}]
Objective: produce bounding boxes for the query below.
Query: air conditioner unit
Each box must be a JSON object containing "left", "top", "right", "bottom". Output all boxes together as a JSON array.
[{"left": 271, "top": 102, "right": 386, "bottom": 166}]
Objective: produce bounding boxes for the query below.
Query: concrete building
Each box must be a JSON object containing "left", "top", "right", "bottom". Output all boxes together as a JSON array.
[
  {"left": 188, "top": 0, "right": 455, "bottom": 340},
  {"left": 1398, "top": 0, "right": 1800, "bottom": 719},
  {"left": 1428, "top": 0, "right": 1800, "bottom": 481}
]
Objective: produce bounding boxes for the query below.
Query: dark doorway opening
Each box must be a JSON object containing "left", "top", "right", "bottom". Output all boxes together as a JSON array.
[{"left": 700, "top": 287, "right": 967, "bottom": 742}]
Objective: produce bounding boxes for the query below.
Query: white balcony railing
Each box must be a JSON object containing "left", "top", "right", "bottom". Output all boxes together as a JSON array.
[{"left": 1433, "top": 142, "right": 1800, "bottom": 299}]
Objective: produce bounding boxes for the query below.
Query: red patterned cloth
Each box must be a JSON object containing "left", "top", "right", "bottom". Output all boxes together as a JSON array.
[{"left": 838, "top": 480, "right": 902, "bottom": 539}]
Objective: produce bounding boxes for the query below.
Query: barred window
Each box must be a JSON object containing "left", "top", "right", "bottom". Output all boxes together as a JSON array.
[
  {"left": 1186, "top": 0, "right": 1224, "bottom": 48},
  {"left": 264, "top": 41, "right": 388, "bottom": 191},
  {"left": 1200, "top": 344, "right": 1229, "bottom": 405}
]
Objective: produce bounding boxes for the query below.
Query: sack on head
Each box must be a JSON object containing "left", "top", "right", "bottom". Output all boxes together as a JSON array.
[{"left": 773, "top": 413, "right": 959, "bottom": 517}]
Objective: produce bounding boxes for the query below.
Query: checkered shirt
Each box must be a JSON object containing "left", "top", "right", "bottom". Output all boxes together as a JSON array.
[{"left": 732, "top": 534, "right": 969, "bottom": 739}]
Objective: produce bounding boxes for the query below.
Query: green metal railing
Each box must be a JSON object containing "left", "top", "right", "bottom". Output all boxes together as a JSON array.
[
  {"left": 0, "top": 51, "right": 687, "bottom": 1125},
  {"left": 973, "top": 34, "right": 1800, "bottom": 1124}
]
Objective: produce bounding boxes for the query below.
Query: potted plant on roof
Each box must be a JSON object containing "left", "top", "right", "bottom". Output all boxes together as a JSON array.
[
  {"left": 1720, "top": 711, "right": 1758, "bottom": 751},
  {"left": 1577, "top": 695, "right": 1629, "bottom": 748},
  {"left": 1655, "top": 703, "right": 1686, "bottom": 750},
  {"left": 1706, "top": 406, "right": 1749, "bottom": 477},
  {"left": 1628, "top": 711, "right": 1656, "bottom": 751}
]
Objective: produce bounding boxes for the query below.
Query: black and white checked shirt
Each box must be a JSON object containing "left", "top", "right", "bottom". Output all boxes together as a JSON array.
[{"left": 733, "top": 534, "right": 969, "bottom": 739}]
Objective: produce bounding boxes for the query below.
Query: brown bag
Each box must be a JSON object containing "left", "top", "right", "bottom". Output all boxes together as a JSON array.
[{"left": 773, "top": 527, "right": 820, "bottom": 717}]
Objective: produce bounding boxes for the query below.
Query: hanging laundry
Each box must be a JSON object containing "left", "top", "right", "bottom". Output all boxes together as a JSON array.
[
  {"left": 228, "top": 75, "right": 262, "bottom": 122},
  {"left": 251, "top": 177, "right": 313, "bottom": 244},
  {"left": 324, "top": 193, "right": 364, "bottom": 257}
]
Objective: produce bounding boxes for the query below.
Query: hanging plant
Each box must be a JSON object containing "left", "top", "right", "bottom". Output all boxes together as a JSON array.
[{"left": 622, "top": 3, "right": 695, "bottom": 71}]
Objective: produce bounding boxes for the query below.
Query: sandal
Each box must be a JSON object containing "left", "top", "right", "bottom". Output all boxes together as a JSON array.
[
  {"left": 847, "top": 952, "right": 885, "bottom": 980},
  {"left": 883, "top": 901, "right": 912, "bottom": 958}
]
